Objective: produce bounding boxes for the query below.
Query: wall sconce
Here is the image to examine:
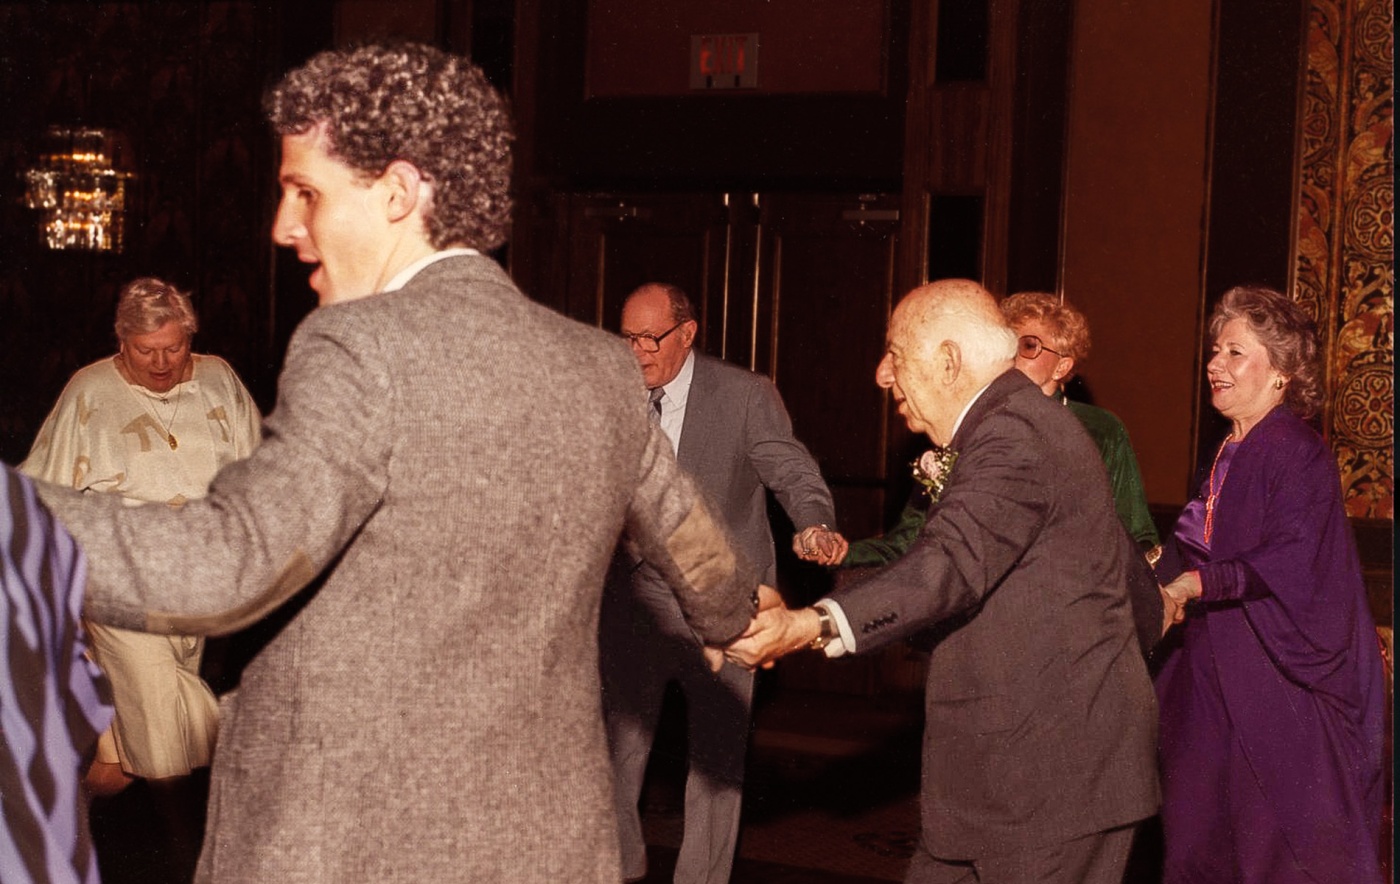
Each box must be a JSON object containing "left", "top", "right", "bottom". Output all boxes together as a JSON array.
[{"left": 22, "top": 126, "right": 134, "bottom": 253}]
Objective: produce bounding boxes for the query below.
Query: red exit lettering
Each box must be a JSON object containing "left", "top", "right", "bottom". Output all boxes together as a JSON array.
[{"left": 700, "top": 35, "right": 748, "bottom": 77}]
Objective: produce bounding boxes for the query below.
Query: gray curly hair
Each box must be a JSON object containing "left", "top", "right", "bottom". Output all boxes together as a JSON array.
[
  {"left": 264, "top": 43, "right": 514, "bottom": 251},
  {"left": 1209, "top": 285, "right": 1324, "bottom": 419}
]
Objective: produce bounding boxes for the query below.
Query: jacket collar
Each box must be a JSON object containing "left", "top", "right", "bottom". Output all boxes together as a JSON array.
[{"left": 949, "top": 369, "right": 1036, "bottom": 450}]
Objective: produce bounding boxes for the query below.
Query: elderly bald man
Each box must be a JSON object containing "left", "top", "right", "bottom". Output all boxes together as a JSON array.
[{"left": 726, "top": 279, "right": 1159, "bottom": 884}]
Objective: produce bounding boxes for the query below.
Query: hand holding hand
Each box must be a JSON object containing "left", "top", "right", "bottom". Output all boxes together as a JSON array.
[
  {"left": 702, "top": 646, "right": 727, "bottom": 673},
  {"left": 792, "top": 525, "right": 849, "bottom": 566},
  {"left": 724, "top": 606, "right": 822, "bottom": 671},
  {"left": 1159, "top": 586, "right": 1184, "bottom": 635},
  {"left": 1159, "top": 571, "right": 1201, "bottom": 634}
]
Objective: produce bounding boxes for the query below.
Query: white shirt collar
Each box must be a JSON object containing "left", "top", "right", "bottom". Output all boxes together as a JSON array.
[
  {"left": 382, "top": 248, "right": 480, "bottom": 293},
  {"left": 654, "top": 350, "right": 696, "bottom": 408},
  {"left": 947, "top": 380, "right": 995, "bottom": 444}
]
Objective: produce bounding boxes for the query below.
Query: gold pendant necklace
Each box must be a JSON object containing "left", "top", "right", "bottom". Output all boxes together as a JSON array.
[
  {"left": 116, "top": 354, "right": 185, "bottom": 450},
  {"left": 128, "top": 382, "right": 181, "bottom": 450},
  {"left": 153, "top": 392, "right": 181, "bottom": 450}
]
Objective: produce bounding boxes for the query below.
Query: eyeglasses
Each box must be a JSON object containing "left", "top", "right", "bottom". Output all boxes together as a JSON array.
[
  {"left": 623, "top": 321, "right": 686, "bottom": 353},
  {"left": 1017, "top": 335, "right": 1065, "bottom": 360}
]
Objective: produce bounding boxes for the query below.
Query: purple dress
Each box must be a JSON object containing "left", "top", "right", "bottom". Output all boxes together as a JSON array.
[{"left": 1153, "top": 406, "right": 1386, "bottom": 883}]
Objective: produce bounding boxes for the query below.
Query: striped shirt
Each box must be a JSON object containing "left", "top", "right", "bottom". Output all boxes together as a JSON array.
[{"left": 1, "top": 465, "right": 112, "bottom": 884}]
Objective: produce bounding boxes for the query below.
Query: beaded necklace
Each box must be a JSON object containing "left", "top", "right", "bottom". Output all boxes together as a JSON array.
[{"left": 1202, "top": 437, "right": 1234, "bottom": 544}]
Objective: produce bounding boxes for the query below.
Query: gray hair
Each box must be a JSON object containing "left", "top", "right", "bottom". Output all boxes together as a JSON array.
[{"left": 114, "top": 277, "right": 198, "bottom": 342}]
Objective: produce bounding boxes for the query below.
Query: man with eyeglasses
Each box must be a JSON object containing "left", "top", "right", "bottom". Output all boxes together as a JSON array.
[{"left": 602, "top": 282, "right": 845, "bottom": 884}]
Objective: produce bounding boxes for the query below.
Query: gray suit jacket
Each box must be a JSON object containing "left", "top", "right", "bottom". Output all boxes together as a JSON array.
[
  {"left": 832, "top": 370, "right": 1158, "bottom": 858},
  {"left": 37, "top": 255, "right": 757, "bottom": 883},
  {"left": 674, "top": 353, "right": 835, "bottom": 584},
  {"left": 623, "top": 354, "right": 835, "bottom": 624}
]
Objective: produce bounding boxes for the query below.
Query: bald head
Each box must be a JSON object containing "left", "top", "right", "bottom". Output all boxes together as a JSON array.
[{"left": 876, "top": 279, "right": 1017, "bottom": 445}]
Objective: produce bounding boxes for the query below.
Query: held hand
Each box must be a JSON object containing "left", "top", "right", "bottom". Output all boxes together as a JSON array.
[
  {"left": 702, "top": 646, "right": 727, "bottom": 673},
  {"left": 1159, "top": 586, "right": 1184, "bottom": 635},
  {"left": 724, "top": 606, "right": 822, "bottom": 671},
  {"left": 1159, "top": 571, "right": 1201, "bottom": 635},
  {"left": 1162, "top": 571, "right": 1201, "bottom": 607},
  {"left": 793, "top": 525, "right": 849, "bottom": 566},
  {"left": 757, "top": 583, "right": 783, "bottom": 612}
]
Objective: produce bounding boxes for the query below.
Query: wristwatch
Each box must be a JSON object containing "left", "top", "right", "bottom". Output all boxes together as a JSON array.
[{"left": 808, "top": 603, "right": 837, "bottom": 651}]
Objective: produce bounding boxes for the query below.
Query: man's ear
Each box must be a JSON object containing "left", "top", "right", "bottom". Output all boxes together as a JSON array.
[
  {"left": 679, "top": 319, "right": 698, "bottom": 349},
  {"left": 381, "top": 160, "right": 427, "bottom": 223},
  {"left": 1052, "top": 355, "right": 1075, "bottom": 383},
  {"left": 937, "top": 339, "right": 962, "bottom": 386}
]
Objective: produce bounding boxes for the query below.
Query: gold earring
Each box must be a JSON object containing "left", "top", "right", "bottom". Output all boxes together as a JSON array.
[{"left": 1274, "top": 378, "right": 1285, "bottom": 390}]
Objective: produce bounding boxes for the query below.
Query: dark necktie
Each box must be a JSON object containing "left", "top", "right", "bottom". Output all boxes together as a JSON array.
[{"left": 648, "top": 387, "right": 664, "bottom": 423}]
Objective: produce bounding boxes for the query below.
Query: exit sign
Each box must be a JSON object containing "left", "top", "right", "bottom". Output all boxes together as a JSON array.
[{"left": 690, "top": 33, "right": 759, "bottom": 90}]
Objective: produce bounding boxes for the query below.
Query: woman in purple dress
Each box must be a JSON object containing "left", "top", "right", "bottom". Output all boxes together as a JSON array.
[{"left": 1154, "top": 285, "right": 1386, "bottom": 883}]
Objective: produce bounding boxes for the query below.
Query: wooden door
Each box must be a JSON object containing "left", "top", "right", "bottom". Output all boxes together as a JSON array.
[
  {"left": 556, "top": 192, "right": 732, "bottom": 348},
  {"left": 756, "top": 193, "right": 906, "bottom": 545}
]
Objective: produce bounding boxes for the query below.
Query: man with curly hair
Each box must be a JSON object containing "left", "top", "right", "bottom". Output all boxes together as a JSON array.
[{"left": 33, "top": 43, "right": 759, "bottom": 882}]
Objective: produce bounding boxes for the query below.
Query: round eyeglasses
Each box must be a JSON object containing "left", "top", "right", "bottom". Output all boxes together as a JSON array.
[
  {"left": 1017, "top": 335, "right": 1065, "bottom": 360},
  {"left": 623, "top": 321, "right": 686, "bottom": 353}
]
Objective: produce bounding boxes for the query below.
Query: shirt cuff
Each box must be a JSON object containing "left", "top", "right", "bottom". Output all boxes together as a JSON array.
[{"left": 816, "top": 597, "right": 856, "bottom": 657}]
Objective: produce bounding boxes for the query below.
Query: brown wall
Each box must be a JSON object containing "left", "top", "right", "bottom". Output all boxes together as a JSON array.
[{"left": 1060, "top": 0, "right": 1214, "bottom": 508}]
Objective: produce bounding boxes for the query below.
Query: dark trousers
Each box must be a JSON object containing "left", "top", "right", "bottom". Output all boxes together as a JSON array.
[{"left": 906, "top": 824, "right": 1138, "bottom": 884}]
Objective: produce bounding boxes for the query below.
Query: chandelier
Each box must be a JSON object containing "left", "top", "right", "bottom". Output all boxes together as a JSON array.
[{"left": 22, "top": 126, "right": 134, "bottom": 252}]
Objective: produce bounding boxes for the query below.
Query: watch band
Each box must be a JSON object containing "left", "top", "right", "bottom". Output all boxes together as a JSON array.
[{"left": 809, "top": 603, "right": 836, "bottom": 650}]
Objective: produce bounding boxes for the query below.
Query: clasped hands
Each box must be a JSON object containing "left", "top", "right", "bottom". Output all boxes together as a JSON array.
[
  {"left": 1158, "top": 570, "right": 1200, "bottom": 637},
  {"left": 703, "top": 584, "right": 824, "bottom": 672},
  {"left": 791, "top": 524, "right": 848, "bottom": 566}
]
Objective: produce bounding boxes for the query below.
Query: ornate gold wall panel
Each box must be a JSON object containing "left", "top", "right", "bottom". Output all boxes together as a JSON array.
[{"left": 1295, "top": 0, "right": 1394, "bottom": 519}]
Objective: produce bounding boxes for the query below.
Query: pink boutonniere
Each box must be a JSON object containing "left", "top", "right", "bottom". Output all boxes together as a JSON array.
[{"left": 912, "top": 447, "right": 958, "bottom": 503}]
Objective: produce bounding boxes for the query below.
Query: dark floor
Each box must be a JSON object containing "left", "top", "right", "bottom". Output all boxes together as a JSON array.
[
  {"left": 86, "top": 678, "right": 1386, "bottom": 883},
  {"left": 632, "top": 684, "right": 1166, "bottom": 884}
]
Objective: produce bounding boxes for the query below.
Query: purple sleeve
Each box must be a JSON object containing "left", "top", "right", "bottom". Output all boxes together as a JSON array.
[{"left": 1197, "top": 421, "right": 1371, "bottom": 693}]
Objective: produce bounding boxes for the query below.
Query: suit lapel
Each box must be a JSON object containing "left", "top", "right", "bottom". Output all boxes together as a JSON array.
[{"left": 676, "top": 355, "right": 717, "bottom": 471}]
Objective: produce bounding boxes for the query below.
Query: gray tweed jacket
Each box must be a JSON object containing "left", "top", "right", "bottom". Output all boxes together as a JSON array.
[{"left": 37, "top": 255, "right": 757, "bottom": 883}]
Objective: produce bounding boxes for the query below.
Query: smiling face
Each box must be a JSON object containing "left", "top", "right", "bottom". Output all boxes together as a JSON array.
[
  {"left": 271, "top": 126, "right": 400, "bottom": 306},
  {"left": 119, "top": 321, "right": 192, "bottom": 393},
  {"left": 1207, "top": 316, "right": 1286, "bottom": 437}
]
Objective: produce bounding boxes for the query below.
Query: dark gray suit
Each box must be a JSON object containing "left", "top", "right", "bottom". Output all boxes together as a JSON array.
[
  {"left": 601, "top": 352, "right": 835, "bottom": 883},
  {"left": 36, "top": 255, "right": 757, "bottom": 883},
  {"left": 831, "top": 370, "right": 1158, "bottom": 881}
]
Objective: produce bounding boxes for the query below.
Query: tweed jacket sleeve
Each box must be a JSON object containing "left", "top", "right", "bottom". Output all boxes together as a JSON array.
[
  {"left": 35, "top": 304, "right": 395, "bottom": 636},
  {"left": 624, "top": 420, "right": 760, "bottom": 644}
]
